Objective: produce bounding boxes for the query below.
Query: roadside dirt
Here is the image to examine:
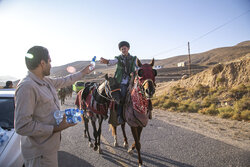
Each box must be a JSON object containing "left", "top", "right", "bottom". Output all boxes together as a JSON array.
[{"left": 153, "top": 109, "right": 250, "bottom": 151}]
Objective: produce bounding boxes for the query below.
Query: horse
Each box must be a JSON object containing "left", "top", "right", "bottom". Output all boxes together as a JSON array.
[
  {"left": 58, "top": 87, "right": 67, "bottom": 105},
  {"left": 124, "top": 58, "right": 157, "bottom": 167},
  {"left": 65, "top": 85, "right": 73, "bottom": 98},
  {"left": 58, "top": 86, "right": 73, "bottom": 105},
  {"left": 75, "top": 74, "right": 121, "bottom": 153}
]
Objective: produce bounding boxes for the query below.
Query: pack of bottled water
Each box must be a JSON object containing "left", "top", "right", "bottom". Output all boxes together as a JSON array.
[
  {"left": 54, "top": 108, "right": 84, "bottom": 125},
  {"left": 0, "top": 127, "right": 9, "bottom": 146}
]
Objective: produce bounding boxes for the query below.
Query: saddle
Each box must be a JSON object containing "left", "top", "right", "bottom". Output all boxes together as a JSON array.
[{"left": 81, "top": 82, "right": 109, "bottom": 116}]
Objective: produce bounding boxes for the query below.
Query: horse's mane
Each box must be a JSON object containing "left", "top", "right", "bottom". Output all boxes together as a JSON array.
[{"left": 97, "top": 81, "right": 106, "bottom": 96}]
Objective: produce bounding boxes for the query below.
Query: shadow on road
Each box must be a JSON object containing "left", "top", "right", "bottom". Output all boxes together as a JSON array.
[
  {"left": 141, "top": 152, "right": 194, "bottom": 167},
  {"left": 101, "top": 148, "right": 194, "bottom": 167},
  {"left": 58, "top": 151, "right": 94, "bottom": 167}
]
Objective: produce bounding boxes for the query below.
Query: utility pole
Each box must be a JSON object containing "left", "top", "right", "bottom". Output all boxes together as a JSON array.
[{"left": 188, "top": 42, "right": 191, "bottom": 76}]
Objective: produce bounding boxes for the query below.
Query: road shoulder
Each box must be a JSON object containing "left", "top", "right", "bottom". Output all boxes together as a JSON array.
[{"left": 153, "top": 109, "right": 250, "bottom": 151}]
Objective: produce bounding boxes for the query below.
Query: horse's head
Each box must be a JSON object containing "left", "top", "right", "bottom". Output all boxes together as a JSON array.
[
  {"left": 104, "top": 74, "right": 122, "bottom": 104},
  {"left": 136, "top": 58, "right": 157, "bottom": 99}
]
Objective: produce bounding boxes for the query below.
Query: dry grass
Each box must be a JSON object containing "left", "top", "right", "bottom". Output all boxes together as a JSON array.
[{"left": 153, "top": 83, "right": 250, "bottom": 121}]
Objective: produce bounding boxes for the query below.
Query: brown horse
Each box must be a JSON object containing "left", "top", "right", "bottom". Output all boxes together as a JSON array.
[
  {"left": 125, "top": 58, "right": 157, "bottom": 167},
  {"left": 75, "top": 74, "right": 121, "bottom": 153},
  {"left": 58, "top": 87, "right": 67, "bottom": 105}
]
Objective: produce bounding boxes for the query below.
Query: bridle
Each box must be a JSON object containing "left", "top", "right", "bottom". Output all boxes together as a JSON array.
[{"left": 136, "top": 74, "right": 156, "bottom": 99}]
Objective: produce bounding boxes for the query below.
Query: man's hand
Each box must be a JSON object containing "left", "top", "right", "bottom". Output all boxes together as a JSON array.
[
  {"left": 81, "top": 65, "right": 93, "bottom": 76},
  {"left": 53, "top": 114, "right": 76, "bottom": 133},
  {"left": 100, "top": 57, "right": 109, "bottom": 64}
]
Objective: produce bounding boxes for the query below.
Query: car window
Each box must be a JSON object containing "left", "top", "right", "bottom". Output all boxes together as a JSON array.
[
  {"left": 76, "top": 82, "right": 84, "bottom": 86},
  {"left": 0, "top": 97, "right": 15, "bottom": 129}
]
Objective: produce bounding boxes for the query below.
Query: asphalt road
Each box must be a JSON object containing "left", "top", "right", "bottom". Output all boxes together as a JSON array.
[{"left": 58, "top": 94, "right": 250, "bottom": 167}]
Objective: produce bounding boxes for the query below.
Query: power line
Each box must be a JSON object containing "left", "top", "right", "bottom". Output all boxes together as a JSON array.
[
  {"left": 191, "top": 9, "right": 250, "bottom": 43},
  {"left": 154, "top": 9, "right": 250, "bottom": 58},
  {"left": 153, "top": 43, "right": 186, "bottom": 57}
]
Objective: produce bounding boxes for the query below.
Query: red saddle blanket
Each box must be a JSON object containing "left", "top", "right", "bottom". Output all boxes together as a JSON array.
[
  {"left": 125, "top": 85, "right": 149, "bottom": 127},
  {"left": 131, "top": 86, "right": 148, "bottom": 114},
  {"left": 75, "top": 87, "right": 108, "bottom": 116}
]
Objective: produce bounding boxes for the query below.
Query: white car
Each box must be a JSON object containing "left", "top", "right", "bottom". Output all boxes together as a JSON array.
[{"left": 0, "top": 89, "right": 24, "bottom": 167}]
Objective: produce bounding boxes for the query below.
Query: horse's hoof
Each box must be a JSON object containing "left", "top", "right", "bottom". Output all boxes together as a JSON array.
[
  {"left": 127, "top": 148, "right": 133, "bottom": 155},
  {"left": 89, "top": 142, "right": 94, "bottom": 147},
  {"left": 139, "top": 164, "right": 143, "bottom": 167},
  {"left": 98, "top": 148, "right": 102, "bottom": 154},
  {"left": 94, "top": 146, "right": 98, "bottom": 151},
  {"left": 114, "top": 142, "right": 118, "bottom": 147},
  {"left": 123, "top": 142, "right": 128, "bottom": 149},
  {"left": 84, "top": 134, "right": 88, "bottom": 138}
]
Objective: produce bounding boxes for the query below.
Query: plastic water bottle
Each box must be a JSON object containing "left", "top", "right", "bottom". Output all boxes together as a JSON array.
[
  {"left": 65, "top": 108, "right": 82, "bottom": 124},
  {"left": 89, "top": 56, "right": 96, "bottom": 70},
  {"left": 54, "top": 108, "right": 83, "bottom": 125},
  {"left": 0, "top": 127, "right": 9, "bottom": 146},
  {"left": 54, "top": 110, "right": 65, "bottom": 125}
]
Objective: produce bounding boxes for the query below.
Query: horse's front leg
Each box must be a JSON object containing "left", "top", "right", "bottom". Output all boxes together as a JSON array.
[
  {"left": 121, "top": 123, "right": 128, "bottom": 148},
  {"left": 97, "top": 116, "right": 103, "bottom": 154},
  {"left": 91, "top": 119, "right": 98, "bottom": 151},
  {"left": 84, "top": 116, "right": 93, "bottom": 147},
  {"left": 113, "top": 126, "right": 118, "bottom": 147},
  {"left": 130, "top": 127, "right": 143, "bottom": 167},
  {"left": 109, "top": 124, "right": 118, "bottom": 147}
]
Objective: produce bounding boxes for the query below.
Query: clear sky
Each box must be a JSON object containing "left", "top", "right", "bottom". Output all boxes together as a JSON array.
[{"left": 0, "top": 0, "right": 249, "bottom": 80}]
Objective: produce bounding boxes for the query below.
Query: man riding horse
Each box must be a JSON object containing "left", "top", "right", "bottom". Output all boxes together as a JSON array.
[{"left": 100, "top": 41, "right": 152, "bottom": 124}]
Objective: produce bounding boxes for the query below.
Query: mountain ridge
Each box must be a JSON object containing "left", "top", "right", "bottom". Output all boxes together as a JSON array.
[{"left": 1, "top": 41, "right": 250, "bottom": 85}]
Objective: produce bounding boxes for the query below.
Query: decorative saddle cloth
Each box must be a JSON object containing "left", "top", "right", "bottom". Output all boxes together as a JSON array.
[
  {"left": 125, "top": 83, "right": 150, "bottom": 127},
  {"left": 85, "top": 87, "right": 109, "bottom": 116},
  {"left": 131, "top": 85, "right": 148, "bottom": 114},
  {"left": 75, "top": 84, "right": 109, "bottom": 116}
]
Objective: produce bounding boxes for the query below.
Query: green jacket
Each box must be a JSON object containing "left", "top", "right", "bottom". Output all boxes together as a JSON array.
[{"left": 114, "top": 54, "right": 137, "bottom": 84}]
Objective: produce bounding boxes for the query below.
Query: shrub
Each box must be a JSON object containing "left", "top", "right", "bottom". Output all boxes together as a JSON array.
[
  {"left": 216, "top": 86, "right": 227, "bottom": 95},
  {"left": 234, "top": 97, "right": 250, "bottom": 111},
  {"left": 201, "top": 95, "right": 219, "bottom": 107},
  {"left": 176, "top": 100, "right": 200, "bottom": 113},
  {"left": 152, "top": 95, "right": 169, "bottom": 107},
  {"left": 177, "top": 103, "right": 189, "bottom": 112},
  {"left": 187, "top": 101, "right": 200, "bottom": 113},
  {"left": 208, "top": 88, "right": 218, "bottom": 96},
  {"left": 199, "top": 104, "right": 219, "bottom": 116},
  {"left": 162, "top": 99, "right": 179, "bottom": 109},
  {"left": 218, "top": 106, "right": 234, "bottom": 119},
  {"left": 229, "top": 84, "right": 248, "bottom": 100},
  {"left": 232, "top": 112, "right": 242, "bottom": 121},
  {"left": 152, "top": 99, "right": 160, "bottom": 107},
  {"left": 194, "top": 84, "right": 210, "bottom": 98},
  {"left": 198, "top": 108, "right": 207, "bottom": 115},
  {"left": 170, "top": 85, "right": 187, "bottom": 97},
  {"left": 240, "top": 110, "right": 250, "bottom": 121}
]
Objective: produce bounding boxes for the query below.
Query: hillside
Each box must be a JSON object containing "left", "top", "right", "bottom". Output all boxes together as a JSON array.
[
  {"left": 156, "top": 53, "right": 250, "bottom": 94},
  {"left": 154, "top": 54, "right": 250, "bottom": 121},
  {"left": 49, "top": 41, "right": 250, "bottom": 84},
  {"left": 0, "top": 41, "right": 249, "bottom": 86},
  {"left": 155, "top": 41, "right": 250, "bottom": 68}
]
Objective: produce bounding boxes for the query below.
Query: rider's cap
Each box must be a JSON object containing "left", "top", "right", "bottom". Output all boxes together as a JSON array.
[{"left": 118, "top": 41, "right": 130, "bottom": 50}]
